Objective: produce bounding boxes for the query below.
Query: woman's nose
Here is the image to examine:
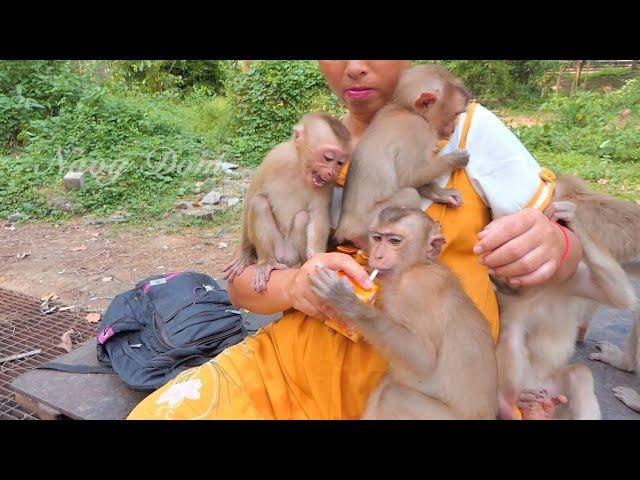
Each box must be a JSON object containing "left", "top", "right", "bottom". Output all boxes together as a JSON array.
[{"left": 345, "top": 61, "right": 369, "bottom": 80}]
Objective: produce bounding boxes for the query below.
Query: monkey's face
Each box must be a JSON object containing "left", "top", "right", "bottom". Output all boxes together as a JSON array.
[
  {"left": 367, "top": 218, "right": 425, "bottom": 276},
  {"left": 368, "top": 210, "right": 446, "bottom": 277},
  {"left": 306, "top": 145, "right": 348, "bottom": 189},
  {"left": 367, "top": 228, "right": 407, "bottom": 276}
]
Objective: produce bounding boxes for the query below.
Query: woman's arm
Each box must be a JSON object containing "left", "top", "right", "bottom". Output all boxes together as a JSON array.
[
  {"left": 457, "top": 104, "right": 583, "bottom": 287},
  {"left": 226, "top": 251, "right": 373, "bottom": 322},
  {"left": 227, "top": 263, "right": 297, "bottom": 315}
]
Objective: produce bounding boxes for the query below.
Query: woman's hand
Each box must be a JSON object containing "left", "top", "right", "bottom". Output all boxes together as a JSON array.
[
  {"left": 473, "top": 208, "right": 580, "bottom": 287},
  {"left": 286, "top": 252, "right": 372, "bottom": 322}
]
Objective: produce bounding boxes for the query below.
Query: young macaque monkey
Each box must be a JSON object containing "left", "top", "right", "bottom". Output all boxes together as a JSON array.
[
  {"left": 334, "top": 64, "right": 471, "bottom": 248},
  {"left": 223, "top": 113, "right": 351, "bottom": 292},
  {"left": 548, "top": 174, "right": 640, "bottom": 412},
  {"left": 550, "top": 174, "right": 640, "bottom": 342},
  {"left": 310, "top": 199, "right": 498, "bottom": 419},
  {"left": 495, "top": 200, "right": 637, "bottom": 420}
]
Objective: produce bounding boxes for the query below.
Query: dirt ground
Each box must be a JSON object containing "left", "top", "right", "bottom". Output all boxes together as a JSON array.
[{"left": 0, "top": 220, "right": 241, "bottom": 314}]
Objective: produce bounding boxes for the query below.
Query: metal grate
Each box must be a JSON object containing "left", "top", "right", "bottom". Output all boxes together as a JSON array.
[{"left": 0, "top": 287, "right": 98, "bottom": 420}]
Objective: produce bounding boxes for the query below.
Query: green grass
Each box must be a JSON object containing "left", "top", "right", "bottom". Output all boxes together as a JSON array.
[
  {"left": 3, "top": 62, "right": 638, "bottom": 230},
  {"left": 0, "top": 88, "right": 234, "bottom": 224},
  {"left": 120, "top": 92, "right": 232, "bottom": 151},
  {"left": 555, "top": 67, "right": 640, "bottom": 94},
  {"left": 533, "top": 151, "right": 640, "bottom": 202},
  {"left": 582, "top": 66, "right": 638, "bottom": 80},
  {"left": 497, "top": 106, "right": 638, "bottom": 201}
]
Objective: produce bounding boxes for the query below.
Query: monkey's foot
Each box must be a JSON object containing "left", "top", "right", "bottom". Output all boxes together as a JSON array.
[
  {"left": 589, "top": 341, "right": 630, "bottom": 371},
  {"left": 518, "top": 388, "right": 568, "bottom": 420},
  {"left": 613, "top": 386, "right": 640, "bottom": 412},
  {"left": 252, "top": 262, "right": 288, "bottom": 293},
  {"left": 223, "top": 255, "right": 255, "bottom": 283},
  {"left": 275, "top": 239, "right": 299, "bottom": 265}
]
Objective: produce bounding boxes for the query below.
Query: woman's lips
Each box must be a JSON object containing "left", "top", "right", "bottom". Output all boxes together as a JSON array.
[{"left": 345, "top": 87, "right": 374, "bottom": 99}]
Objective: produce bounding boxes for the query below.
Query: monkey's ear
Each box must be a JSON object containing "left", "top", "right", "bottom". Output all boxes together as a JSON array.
[
  {"left": 292, "top": 124, "right": 305, "bottom": 145},
  {"left": 427, "top": 233, "right": 446, "bottom": 260},
  {"left": 414, "top": 92, "right": 438, "bottom": 111}
]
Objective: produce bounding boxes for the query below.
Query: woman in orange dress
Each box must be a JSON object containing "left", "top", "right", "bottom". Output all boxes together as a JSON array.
[{"left": 128, "top": 61, "right": 582, "bottom": 420}]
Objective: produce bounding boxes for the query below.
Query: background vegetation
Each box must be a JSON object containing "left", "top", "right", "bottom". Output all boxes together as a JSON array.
[{"left": 1, "top": 59, "right": 638, "bottom": 223}]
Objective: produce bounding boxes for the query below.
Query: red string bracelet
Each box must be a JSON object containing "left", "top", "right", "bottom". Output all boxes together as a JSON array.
[{"left": 553, "top": 222, "right": 571, "bottom": 268}]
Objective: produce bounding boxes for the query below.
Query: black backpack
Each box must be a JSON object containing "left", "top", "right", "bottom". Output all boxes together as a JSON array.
[{"left": 41, "top": 271, "right": 247, "bottom": 392}]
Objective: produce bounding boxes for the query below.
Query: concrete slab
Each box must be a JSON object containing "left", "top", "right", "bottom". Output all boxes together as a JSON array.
[{"left": 570, "top": 280, "right": 640, "bottom": 419}]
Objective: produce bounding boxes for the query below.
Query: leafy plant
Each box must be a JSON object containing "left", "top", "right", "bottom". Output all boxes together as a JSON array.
[
  {"left": 513, "top": 78, "right": 640, "bottom": 163},
  {"left": 222, "top": 60, "right": 345, "bottom": 166},
  {"left": 0, "top": 61, "right": 85, "bottom": 149}
]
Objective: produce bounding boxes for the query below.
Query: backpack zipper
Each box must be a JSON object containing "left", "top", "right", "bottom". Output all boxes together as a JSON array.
[
  {"left": 181, "top": 321, "right": 244, "bottom": 348},
  {"left": 152, "top": 310, "right": 243, "bottom": 349}
]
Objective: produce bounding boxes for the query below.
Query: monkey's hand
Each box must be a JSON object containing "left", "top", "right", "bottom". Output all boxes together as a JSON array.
[
  {"left": 446, "top": 149, "right": 470, "bottom": 169},
  {"left": 309, "top": 265, "right": 368, "bottom": 323},
  {"left": 418, "top": 184, "right": 464, "bottom": 208},
  {"left": 544, "top": 200, "right": 578, "bottom": 230}
]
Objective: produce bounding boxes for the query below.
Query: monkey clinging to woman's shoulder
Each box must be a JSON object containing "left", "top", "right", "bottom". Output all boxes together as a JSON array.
[{"left": 335, "top": 64, "right": 472, "bottom": 249}]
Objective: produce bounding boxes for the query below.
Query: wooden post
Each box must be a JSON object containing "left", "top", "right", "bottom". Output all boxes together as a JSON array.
[
  {"left": 632, "top": 60, "right": 638, "bottom": 73},
  {"left": 572, "top": 60, "right": 586, "bottom": 94},
  {"left": 555, "top": 61, "right": 565, "bottom": 95}
]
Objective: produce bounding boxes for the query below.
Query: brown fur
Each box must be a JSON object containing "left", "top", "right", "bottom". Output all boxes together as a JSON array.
[
  {"left": 334, "top": 65, "right": 470, "bottom": 247},
  {"left": 496, "top": 197, "right": 636, "bottom": 419},
  {"left": 223, "top": 113, "right": 351, "bottom": 292},
  {"left": 550, "top": 173, "right": 640, "bottom": 413},
  {"left": 554, "top": 173, "right": 640, "bottom": 266},
  {"left": 311, "top": 208, "right": 498, "bottom": 419}
]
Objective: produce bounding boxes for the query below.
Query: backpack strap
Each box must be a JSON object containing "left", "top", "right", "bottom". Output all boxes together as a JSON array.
[{"left": 37, "top": 362, "right": 115, "bottom": 374}]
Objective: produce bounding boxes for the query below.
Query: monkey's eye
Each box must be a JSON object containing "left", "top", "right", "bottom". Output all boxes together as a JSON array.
[
  {"left": 323, "top": 153, "right": 335, "bottom": 162},
  {"left": 389, "top": 237, "right": 402, "bottom": 246},
  {"left": 370, "top": 233, "right": 382, "bottom": 243}
]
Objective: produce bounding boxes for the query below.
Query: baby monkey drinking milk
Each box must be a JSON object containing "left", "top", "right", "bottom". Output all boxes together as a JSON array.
[{"left": 311, "top": 199, "right": 498, "bottom": 420}]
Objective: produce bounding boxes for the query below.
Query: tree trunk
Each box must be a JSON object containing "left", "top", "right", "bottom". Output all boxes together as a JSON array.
[
  {"left": 572, "top": 60, "right": 586, "bottom": 94},
  {"left": 632, "top": 60, "right": 638, "bottom": 73}
]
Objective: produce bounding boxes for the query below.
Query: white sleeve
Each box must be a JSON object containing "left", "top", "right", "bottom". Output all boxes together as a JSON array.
[{"left": 464, "top": 104, "right": 555, "bottom": 219}]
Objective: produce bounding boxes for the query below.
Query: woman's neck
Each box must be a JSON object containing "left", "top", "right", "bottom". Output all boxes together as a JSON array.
[{"left": 343, "top": 111, "right": 375, "bottom": 147}]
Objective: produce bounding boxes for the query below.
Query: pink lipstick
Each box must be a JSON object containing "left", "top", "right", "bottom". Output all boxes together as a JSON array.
[{"left": 345, "top": 87, "right": 374, "bottom": 99}]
